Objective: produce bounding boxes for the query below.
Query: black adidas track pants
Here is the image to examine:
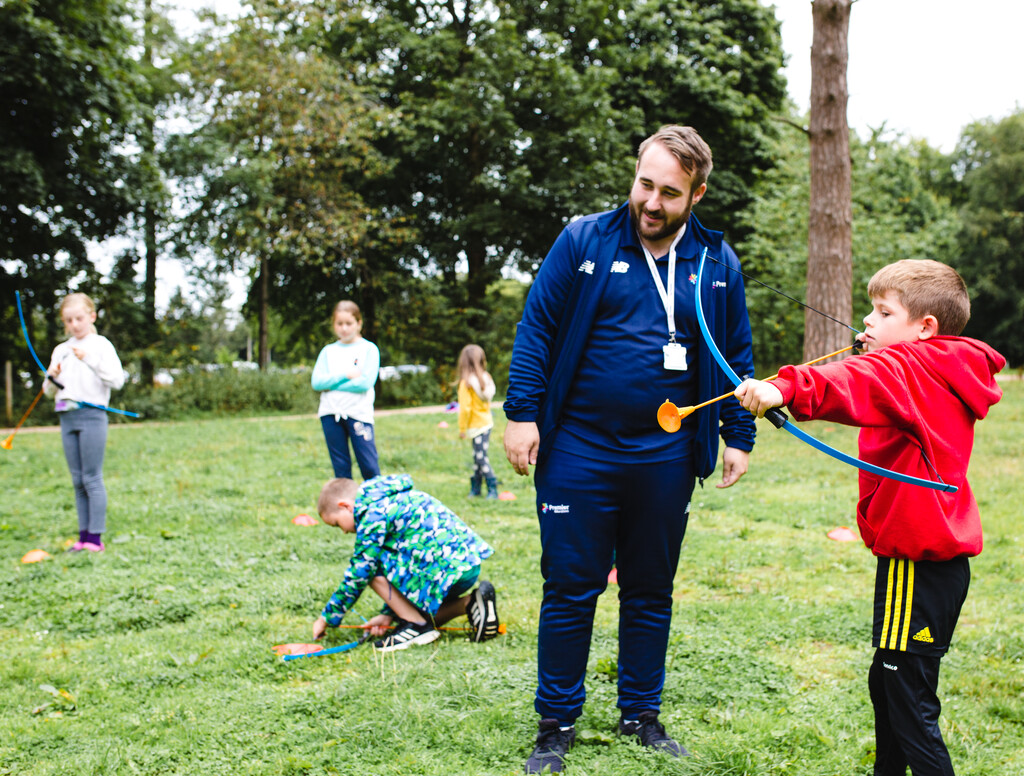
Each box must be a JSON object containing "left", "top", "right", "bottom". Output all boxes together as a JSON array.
[{"left": 869, "top": 556, "right": 970, "bottom": 775}]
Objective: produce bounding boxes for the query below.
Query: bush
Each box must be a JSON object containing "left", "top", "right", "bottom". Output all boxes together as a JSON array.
[
  {"left": 375, "top": 369, "right": 449, "bottom": 408},
  {"left": 11, "top": 365, "right": 461, "bottom": 426},
  {"left": 116, "top": 368, "right": 318, "bottom": 421}
]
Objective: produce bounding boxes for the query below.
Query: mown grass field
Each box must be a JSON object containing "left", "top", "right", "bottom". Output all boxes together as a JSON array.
[{"left": 1, "top": 382, "right": 1022, "bottom": 775}]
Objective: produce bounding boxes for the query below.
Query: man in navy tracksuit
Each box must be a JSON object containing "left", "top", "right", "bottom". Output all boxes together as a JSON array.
[{"left": 504, "top": 125, "right": 757, "bottom": 773}]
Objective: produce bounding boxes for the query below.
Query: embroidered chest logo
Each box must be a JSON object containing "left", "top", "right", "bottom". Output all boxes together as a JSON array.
[
  {"left": 610, "top": 261, "right": 629, "bottom": 274},
  {"left": 712, "top": 280, "right": 728, "bottom": 289},
  {"left": 578, "top": 260, "right": 595, "bottom": 275},
  {"left": 688, "top": 273, "right": 697, "bottom": 285}
]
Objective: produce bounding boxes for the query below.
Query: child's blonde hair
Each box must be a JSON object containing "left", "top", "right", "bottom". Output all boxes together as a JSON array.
[
  {"left": 867, "top": 260, "right": 970, "bottom": 336},
  {"left": 317, "top": 477, "right": 359, "bottom": 517},
  {"left": 457, "top": 344, "right": 488, "bottom": 390},
  {"left": 331, "top": 300, "right": 362, "bottom": 324},
  {"left": 60, "top": 293, "right": 98, "bottom": 335}
]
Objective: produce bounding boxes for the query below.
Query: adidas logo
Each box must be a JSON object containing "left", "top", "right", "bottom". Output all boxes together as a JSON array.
[{"left": 912, "top": 627, "right": 935, "bottom": 643}]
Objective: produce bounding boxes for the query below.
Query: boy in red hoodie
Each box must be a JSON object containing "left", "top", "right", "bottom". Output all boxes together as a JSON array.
[{"left": 735, "top": 260, "right": 1005, "bottom": 776}]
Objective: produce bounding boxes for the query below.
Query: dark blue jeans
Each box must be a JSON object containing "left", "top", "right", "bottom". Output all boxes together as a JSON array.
[
  {"left": 320, "top": 414, "right": 380, "bottom": 480},
  {"left": 533, "top": 447, "right": 695, "bottom": 724}
]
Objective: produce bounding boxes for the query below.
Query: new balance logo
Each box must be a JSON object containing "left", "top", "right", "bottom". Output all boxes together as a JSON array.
[
  {"left": 578, "top": 260, "right": 595, "bottom": 275},
  {"left": 912, "top": 627, "right": 935, "bottom": 643},
  {"left": 610, "top": 261, "right": 629, "bottom": 274}
]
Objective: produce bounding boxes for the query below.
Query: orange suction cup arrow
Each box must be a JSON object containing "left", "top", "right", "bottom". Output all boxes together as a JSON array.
[
  {"left": 657, "top": 400, "right": 683, "bottom": 433},
  {"left": 657, "top": 345, "right": 856, "bottom": 434}
]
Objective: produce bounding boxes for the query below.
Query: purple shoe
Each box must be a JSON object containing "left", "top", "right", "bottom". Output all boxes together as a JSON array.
[{"left": 81, "top": 542, "right": 105, "bottom": 553}]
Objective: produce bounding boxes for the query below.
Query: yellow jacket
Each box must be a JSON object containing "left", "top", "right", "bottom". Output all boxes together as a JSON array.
[{"left": 458, "top": 374, "right": 495, "bottom": 437}]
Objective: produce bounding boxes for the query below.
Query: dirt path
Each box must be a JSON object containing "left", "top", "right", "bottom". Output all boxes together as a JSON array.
[{"left": 1, "top": 402, "right": 498, "bottom": 436}]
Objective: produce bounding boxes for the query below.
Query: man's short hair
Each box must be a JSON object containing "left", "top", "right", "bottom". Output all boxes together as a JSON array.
[
  {"left": 637, "top": 125, "right": 714, "bottom": 189},
  {"left": 867, "top": 260, "right": 971, "bottom": 335},
  {"left": 317, "top": 477, "right": 359, "bottom": 516}
]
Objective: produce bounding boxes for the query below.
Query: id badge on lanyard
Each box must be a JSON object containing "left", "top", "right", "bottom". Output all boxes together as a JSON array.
[{"left": 641, "top": 229, "right": 687, "bottom": 371}]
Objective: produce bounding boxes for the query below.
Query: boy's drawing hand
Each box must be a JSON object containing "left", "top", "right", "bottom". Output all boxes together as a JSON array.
[
  {"left": 312, "top": 615, "right": 328, "bottom": 641},
  {"left": 362, "top": 614, "right": 393, "bottom": 637},
  {"left": 734, "top": 379, "right": 785, "bottom": 419}
]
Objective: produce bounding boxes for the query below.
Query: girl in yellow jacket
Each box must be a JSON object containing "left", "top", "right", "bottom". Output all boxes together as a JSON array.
[{"left": 457, "top": 344, "right": 497, "bottom": 498}]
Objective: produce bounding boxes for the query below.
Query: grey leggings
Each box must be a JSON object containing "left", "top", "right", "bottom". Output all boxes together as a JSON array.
[{"left": 59, "top": 406, "right": 109, "bottom": 534}]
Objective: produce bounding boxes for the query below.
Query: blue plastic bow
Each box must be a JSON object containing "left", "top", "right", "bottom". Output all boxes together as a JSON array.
[
  {"left": 694, "top": 248, "right": 956, "bottom": 493},
  {"left": 15, "top": 290, "right": 140, "bottom": 418}
]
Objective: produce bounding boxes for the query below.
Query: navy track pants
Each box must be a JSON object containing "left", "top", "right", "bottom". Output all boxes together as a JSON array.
[{"left": 534, "top": 446, "right": 694, "bottom": 724}]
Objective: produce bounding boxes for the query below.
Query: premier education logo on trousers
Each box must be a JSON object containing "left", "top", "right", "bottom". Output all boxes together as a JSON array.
[{"left": 541, "top": 503, "right": 570, "bottom": 515}]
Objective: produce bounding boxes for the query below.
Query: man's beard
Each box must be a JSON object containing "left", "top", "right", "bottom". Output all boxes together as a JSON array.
[{"left": 629, "top": 196, "right": 693, "bottom": 246}]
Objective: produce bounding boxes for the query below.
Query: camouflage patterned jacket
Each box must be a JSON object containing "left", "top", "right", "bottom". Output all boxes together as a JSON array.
[{"left": 321, "top": 474, "right": 494, "bottom": 626}]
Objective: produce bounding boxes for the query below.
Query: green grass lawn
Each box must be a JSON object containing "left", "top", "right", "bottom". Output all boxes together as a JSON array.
[{"left": 2, "top": 382, "right": 1022, "bottom": 775}]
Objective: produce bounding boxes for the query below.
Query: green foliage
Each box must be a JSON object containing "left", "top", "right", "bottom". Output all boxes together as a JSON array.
[
  {"left": 375, "top": 371, "right": 448, "bottom": 409},
  {"left": 327, "top": 0, "right": 786, "bottom": 338},
  {"left": 737, "top": 119, "right": 960, "bottom": 370},
  {"left": 168, "top": 0, "right": 408, "bottom": 363},
  {"left": 118, "top": 368, "right": 318, "bottom": 420},
  {"left": 949, "top": 110, "right": 1024, "bottom": 366},
  {"left": 0, "top": 385, "right": 1021, "bottom": 774},
  {"left": 374, "top": 276, "right": 525, "bottom": 391},
  {"left": 0, "top": 0, "right": 140, "bottom": 265},
  {"left": 596, "top": 0, "right": 789, "bottom": 241},
  {"left": 850, "top": 131, "right": 960, "bottom": 326}
]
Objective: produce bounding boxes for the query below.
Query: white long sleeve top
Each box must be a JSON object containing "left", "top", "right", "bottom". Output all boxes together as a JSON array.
[
  {"left": 311, "top": 338, "right": 380, "bottom": 423},
  {"left": 44, "top": 333, "right": 125, "bottom": 409}
]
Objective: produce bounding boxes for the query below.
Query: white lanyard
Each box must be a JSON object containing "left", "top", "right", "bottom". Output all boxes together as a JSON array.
[{"left": 640, "top": 227, "right": 685, "bottom": 343}]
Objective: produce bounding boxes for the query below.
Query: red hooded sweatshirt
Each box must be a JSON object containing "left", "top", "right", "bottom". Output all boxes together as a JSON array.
[{"left": 772, "top": 337, "right": 1005, "bottom": 561}]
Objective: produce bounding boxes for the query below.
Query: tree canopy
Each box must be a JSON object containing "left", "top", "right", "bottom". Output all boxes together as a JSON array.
[
  {"left": 2, "top": 0, "right": 1020, "bottom": 398},
  {"left": 0, "top": 0, "right": 141, "bottom": 375},
  {"left": 325, "top": 0, "right": 787, "bottom": 333},
  {"left": 950, "top": 110, "right": 1024, "bottom": 365}
]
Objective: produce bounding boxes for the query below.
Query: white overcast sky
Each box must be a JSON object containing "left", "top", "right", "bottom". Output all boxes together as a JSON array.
[{"left": 772, "top": 0, "right": 1024, "bottom": 151}]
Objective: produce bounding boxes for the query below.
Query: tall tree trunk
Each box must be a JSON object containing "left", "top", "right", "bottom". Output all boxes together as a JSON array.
[
  {"left": 464, "top": 126, "right": 490, "bottom": 333},
  {"left": 258, "top": 255, "right": 269, "bottom": 369},
  {"left": 140, "top": 0, "right": 157, "bottom": 386},
  {"left": 806, "top": 0, "right": 852, "bottom": 362}
]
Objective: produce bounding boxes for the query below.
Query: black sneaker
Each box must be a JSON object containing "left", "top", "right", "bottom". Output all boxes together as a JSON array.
[
  {"left": 525, "top": 718, "right": 575, "bottom": 774},
  {"left": 618, "top": 710, "right": 688, "bottom": 756},
  {"left": 466, "top": 580, "right": 501, "bottom": 642},
  {"left": 373, "top": 620, "right": 439, "bottom": 652}
]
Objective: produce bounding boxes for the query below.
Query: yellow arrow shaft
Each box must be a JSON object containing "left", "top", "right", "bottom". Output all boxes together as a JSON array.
[{"left": 677, "top": 344, "right": 854, "bottom": 417}]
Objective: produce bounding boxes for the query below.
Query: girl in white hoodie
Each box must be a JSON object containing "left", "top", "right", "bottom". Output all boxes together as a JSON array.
[{"left": 44, "top": 293, "right": 125, "bottom": 552}]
